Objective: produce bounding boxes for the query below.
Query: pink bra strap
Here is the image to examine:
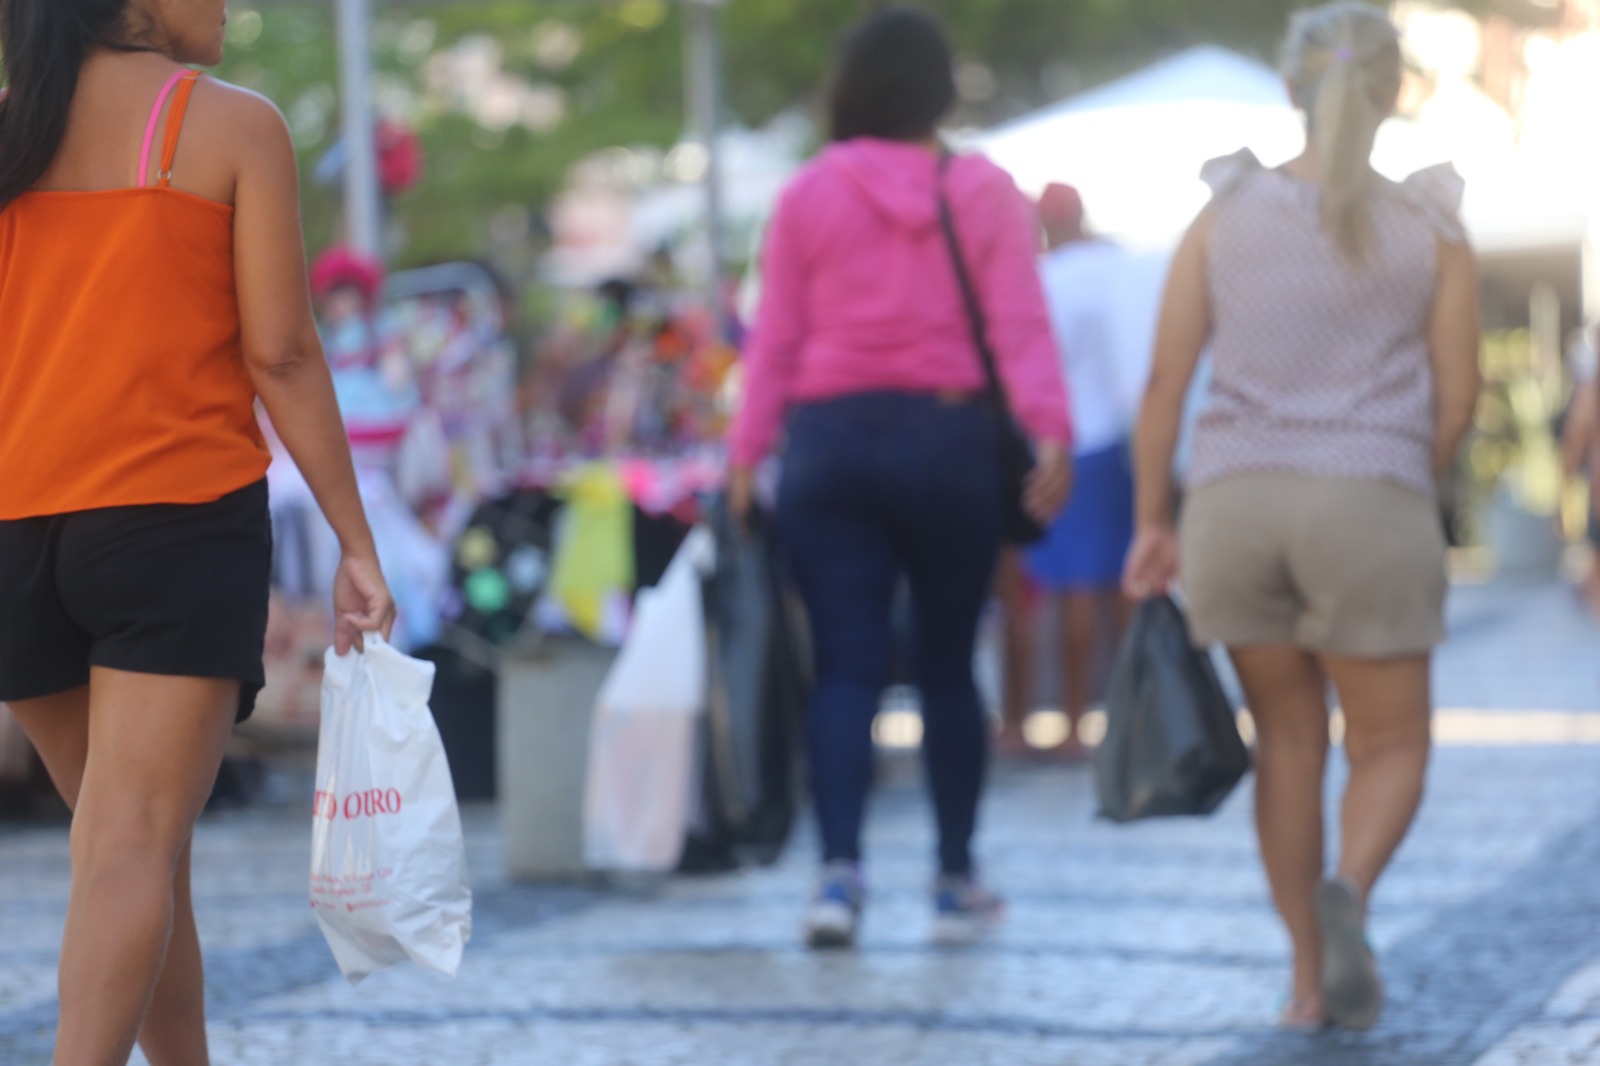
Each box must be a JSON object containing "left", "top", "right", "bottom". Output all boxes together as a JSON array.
[{"left": 138, "top": 70, "right": 189, "bottom": 189}]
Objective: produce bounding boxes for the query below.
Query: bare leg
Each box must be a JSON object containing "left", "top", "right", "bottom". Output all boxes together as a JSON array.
[
  {"left": 1087, "top": 588, "right": 1134, "bottom": 753},
  {"left": 1057, "top": 592, "right": 1098, "bottom": 758},
  {"left": 136, "top": 840, "right": 209, "bottom": 1066},
  {"left": 49, "top": 669, "right": 234, "bottom": 1066},
  {"left": 6, "top": 688, "right": 90, "bottom": 809},
  {"left": 993, "top": 550, "right": 1035, "bottom": 756},
  {"left": 1321, "top": 655, "right": 1432, "bottom": 904},
  {"left": 10, "top": 689, "right": 214, "bottom": 1066},
  {"left": 1102, "top": 587, "right": 1134, "bottom": 640},
  {"left": 1230, "top": 646, "right": 1331, "bottom": 1012},
  {"left": 1583, "top": 556, "right": 1600, "bottom": 617}
]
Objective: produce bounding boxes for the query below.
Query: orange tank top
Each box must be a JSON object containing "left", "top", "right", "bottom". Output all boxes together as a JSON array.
[{"left": 0, "top": 70, "right": 269, "bottom": 521}]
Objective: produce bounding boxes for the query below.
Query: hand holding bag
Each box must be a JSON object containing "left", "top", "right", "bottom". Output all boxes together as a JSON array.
[
  {"left": 935, "top": 151, "right": 1048, "bottom": 545},
  {"left": 311, "top": 634, "right": 473, "bottom": 983},
  {"left": 1095, "top": 596, "right": 1250, "bottom": 823}
]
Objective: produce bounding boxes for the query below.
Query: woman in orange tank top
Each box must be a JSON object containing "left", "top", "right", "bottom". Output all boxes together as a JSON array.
[{"left": 0, "top": 2, "right": 397, "bottom": 1062}]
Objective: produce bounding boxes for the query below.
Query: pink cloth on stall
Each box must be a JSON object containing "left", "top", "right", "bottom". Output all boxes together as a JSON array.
[{"left": 730, "top": 139, "right": 1073, "bottom": 467}]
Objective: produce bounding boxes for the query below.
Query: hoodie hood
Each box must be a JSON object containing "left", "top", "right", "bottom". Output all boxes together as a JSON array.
[{"left": 822, "top": 138, "right": 957, "bottom": 233}]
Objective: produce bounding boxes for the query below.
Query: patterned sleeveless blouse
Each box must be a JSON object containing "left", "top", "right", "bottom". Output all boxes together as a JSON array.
[{"left": 1185, "top": 149, "right": 1466, "bottom": 499}]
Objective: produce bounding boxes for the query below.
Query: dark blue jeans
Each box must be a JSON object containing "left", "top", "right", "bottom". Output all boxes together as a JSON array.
[{"left": 778, "top": 392, "right": 1003, "bottom": 876}]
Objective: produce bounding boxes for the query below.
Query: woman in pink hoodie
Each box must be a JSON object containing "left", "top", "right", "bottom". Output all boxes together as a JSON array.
[{"left": 728, "top": 7, "right": 1073, "bottom": 950}]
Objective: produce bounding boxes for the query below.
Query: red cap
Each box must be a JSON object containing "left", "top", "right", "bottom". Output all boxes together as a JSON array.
[
  {"left": 310, "top": 246, "right": 386, "bottom": 306},
  {"left": 1037, "top": 183, "right": 1084, "bottom": 229}
]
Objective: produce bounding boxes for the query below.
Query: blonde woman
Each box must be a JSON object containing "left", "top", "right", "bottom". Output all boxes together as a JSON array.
[{"left": 1124, "top": 2, "right": 1481, "bottom": 1031}]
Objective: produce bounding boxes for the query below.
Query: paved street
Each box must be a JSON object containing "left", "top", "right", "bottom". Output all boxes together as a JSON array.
[{"left": 3, "top": 578, "right": 1600, "bottom": 1065}]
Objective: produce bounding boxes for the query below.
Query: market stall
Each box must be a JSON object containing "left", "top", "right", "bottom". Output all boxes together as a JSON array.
[{"left": 250, "top": 260, "right": 738, "bottom": 777}]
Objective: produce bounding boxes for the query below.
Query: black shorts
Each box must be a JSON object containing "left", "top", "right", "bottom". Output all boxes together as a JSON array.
[{"left": 0, "top": 481, "right": 272, "bottom": 723}]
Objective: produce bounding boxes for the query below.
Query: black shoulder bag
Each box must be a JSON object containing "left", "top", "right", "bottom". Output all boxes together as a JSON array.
[{"left": 935, "top": 152, "right": 1047, "bottom": 545}]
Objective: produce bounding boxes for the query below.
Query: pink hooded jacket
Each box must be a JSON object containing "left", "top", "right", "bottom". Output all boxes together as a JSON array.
[{"left": 729, "top": 138, "right": 1073, "bottom": 467}]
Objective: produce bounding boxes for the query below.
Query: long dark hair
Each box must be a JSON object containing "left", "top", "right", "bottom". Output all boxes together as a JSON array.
[
  {"left": 829, "top": 6, "right": 956, "bottom": 143},
  {"left": 0, "top": 0, "right": 137, "bottom": 211}
]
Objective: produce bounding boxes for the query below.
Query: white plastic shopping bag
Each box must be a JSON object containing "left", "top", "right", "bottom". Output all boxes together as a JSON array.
[
  {"left": 311, "top": 634, "right": 473, "bottom": 984},
  {"left": 583, "top": 527, "right": 715, "bottom": 872}
]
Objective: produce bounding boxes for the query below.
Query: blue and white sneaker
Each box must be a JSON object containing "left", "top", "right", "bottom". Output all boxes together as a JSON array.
[
  {"left": 933, "top": 874, "right": 1006, "bottom": 945},
  {"left": 804, "top": 861, "right": 865, "bottom": 950}
]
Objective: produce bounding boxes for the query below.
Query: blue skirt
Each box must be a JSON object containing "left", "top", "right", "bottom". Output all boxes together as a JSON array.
[{"left": 1025, "top": 441, "right": 1134, "bottom": 592}]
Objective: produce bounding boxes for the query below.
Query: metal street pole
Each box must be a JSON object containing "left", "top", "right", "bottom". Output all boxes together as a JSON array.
[
  {"left": 336, "top": 0, "right": 383, "bottom": 257},
  {"left": 683, "top": 0, "right": 729, "bottom": 343}
]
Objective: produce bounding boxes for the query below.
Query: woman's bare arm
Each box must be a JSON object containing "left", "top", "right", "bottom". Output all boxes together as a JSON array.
[
  {"left": 1122, "top": 208, "right": 1213, "bottom": 598},
  {"left": 1133, "top": 208, "right": 1214, "bottom": 529},
  {"left": 226, "top": 89, "right": 393, "bottom": 649}
]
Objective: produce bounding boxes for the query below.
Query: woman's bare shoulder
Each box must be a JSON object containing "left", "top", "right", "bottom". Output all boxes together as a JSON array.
[
  {"left": 190, "top": 77, "right": 294, "bottom": 158},
  {"left": 196, "top": 77, "right": 287, "bottom": 126}
]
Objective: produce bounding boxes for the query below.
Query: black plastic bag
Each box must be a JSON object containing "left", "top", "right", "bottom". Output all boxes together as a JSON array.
[
  {"left": 680, "top": 500, "right": 809, "bottom": 871},
  {"left": 1095, "top": 596, "right": 1250, "bottom": 823}
]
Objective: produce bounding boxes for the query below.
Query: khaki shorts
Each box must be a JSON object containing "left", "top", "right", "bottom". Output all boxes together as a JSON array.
[{"left": 1179, "top": 475, "right": 1447, "bottom": 658}]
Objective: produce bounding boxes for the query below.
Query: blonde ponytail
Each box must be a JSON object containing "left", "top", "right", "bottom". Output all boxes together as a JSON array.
[{"left": 1283, "top": 2, "right": 1403, "bottom": 262}]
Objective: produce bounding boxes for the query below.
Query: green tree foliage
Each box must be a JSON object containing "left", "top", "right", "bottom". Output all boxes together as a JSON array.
[{"left": 221, "top": 1, "right": 1486, "bottom": 264}]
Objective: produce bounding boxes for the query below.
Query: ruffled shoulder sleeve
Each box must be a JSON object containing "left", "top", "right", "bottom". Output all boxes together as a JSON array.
[
  {"left": 1399, "top": 163, "right": 1466, "bottom": 245},
  {"left": 1200, "top": 149, "right": 1266, "bottom": 198}
]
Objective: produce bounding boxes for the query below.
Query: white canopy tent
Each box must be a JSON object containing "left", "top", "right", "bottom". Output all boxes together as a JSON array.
[
  {"left": 978, "top": 44, "right": 1590, "bottom": 256},
  {"left": 976, "top": 46, "right": 1304, "bottom": 250},
  {"left": 975, "top": 44, "right": 1599, "bottom": 327}
]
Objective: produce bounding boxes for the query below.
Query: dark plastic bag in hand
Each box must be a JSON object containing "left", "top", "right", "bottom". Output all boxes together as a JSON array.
[
  {"left": 680, "top": 499, "right": 809, "bottom": 871},
  {"left": 1095, "top": 596, "right": 1250, "bottom": 823}
]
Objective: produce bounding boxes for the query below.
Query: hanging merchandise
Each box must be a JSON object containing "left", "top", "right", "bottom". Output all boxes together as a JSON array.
[
  {"left": 360, "top": 471, "right": 451, "bottom": 652},
  {"left": 583, "top": 528, "right": 715, "bottom": 873},
  {"left": 1095, "top": 596, "right": 1251, "bottom": 823},
  {"left": 441, "top": 490, "right": 564, "bottom": 650},
  {"left": 394, "top": 404, "right": 455, "bottom": 512},
  {"left": 546, "top": 463, "right": 635, "bottom": 644},
  {"left": 310, "top": 635, "right": 473, "bottom": 983}
]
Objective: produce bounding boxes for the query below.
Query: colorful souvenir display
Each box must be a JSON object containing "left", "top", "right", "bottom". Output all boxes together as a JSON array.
[{"left": 254, "top": 258, "right": 730, "bottom": 735}]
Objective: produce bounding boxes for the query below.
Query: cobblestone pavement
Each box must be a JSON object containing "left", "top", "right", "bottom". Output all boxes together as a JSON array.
[{"left": 2, "top": 579, "right": 1599, "bottom": 1065}]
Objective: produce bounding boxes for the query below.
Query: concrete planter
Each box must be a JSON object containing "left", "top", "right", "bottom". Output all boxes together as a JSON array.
[{"left": 496, "top": 635, "right": 617, "bottom": 882}]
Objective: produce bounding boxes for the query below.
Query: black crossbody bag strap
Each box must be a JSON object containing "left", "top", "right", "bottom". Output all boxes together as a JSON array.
[
  {"left": 934, "top": 149, "right": 1046, "bottom": 546},
  {"left": 935, "top": 150, "right": 1013, "bottom": 417}
]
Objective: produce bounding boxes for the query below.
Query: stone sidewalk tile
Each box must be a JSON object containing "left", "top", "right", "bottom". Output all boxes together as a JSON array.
[
  {"left": 1, "top": 577, "right": 1598, "bottom": 1065},
  {"left": 193, "top": 1018, "right": 1235, "bottom": 1066},
  {"left": 1436, "top": 581, "right": 1599, "bottom": 712},
  {"left": 1474, "top": 1022, "right": 1600, "bottom": 1066}
]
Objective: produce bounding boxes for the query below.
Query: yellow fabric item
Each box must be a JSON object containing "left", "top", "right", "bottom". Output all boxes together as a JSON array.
[{"left": 550, "top": 463, "right": 636, "bottom": 641}]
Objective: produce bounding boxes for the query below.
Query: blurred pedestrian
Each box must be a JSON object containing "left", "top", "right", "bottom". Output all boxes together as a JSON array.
[
  {"left": 728, "top": 6, "right": 1073, "bottom": 949},
  {"left": 1123, "top": 1, "right": 1481, "bottom": 1031},
  {"left": 0, "top": 3, "right": 394, "bottom": 1062},
  {"left": 996, "top": 185, "right": 1136, "bottom": 760}
]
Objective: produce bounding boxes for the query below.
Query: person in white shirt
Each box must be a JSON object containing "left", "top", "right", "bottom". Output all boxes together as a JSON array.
[{"left": 996, "top": 185, "right": 1138, "bottom": 759}]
